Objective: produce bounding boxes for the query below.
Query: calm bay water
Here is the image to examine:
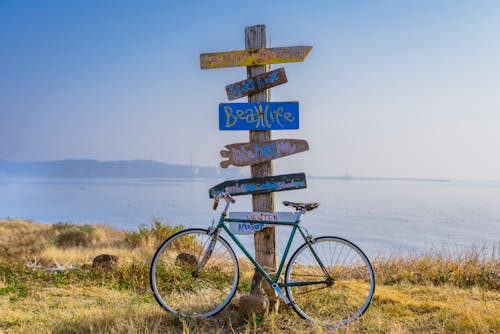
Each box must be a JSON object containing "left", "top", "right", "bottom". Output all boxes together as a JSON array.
[{"left": 1, "top": 176, "right": 499, "bottom": 258}]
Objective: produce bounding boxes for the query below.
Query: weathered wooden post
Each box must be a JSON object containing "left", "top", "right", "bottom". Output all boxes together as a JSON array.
[
  {"left": 245, "top": 25, "right": 276, "bottom": 304},
  {"left": 200, "top": 24, "right": 312, "bottom": 316}
]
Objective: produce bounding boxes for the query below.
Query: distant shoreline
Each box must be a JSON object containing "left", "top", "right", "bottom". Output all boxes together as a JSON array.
[
  {"left": 0, "top": 159, "right": 452, "bottom": 182},
  {"left": 310, "top": 175, "right": 450, "bottom": 183},
  {"left": 0, "top": 159, "right": 239, "bottom": 179}
]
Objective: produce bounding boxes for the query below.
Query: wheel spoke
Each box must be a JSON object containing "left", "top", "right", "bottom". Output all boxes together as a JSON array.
[
  {"left": 150, "top": 229, "right": 239, "bottom": 317},
  {"left": 285, "top": 237, "right": 375, "bottom": 326},
  {"left": 293, "top": 284, "right": 330, "bottom": 296}
]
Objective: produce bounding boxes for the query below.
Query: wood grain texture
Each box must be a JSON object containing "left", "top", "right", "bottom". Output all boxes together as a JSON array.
[
  {"left": 244, "top": 26, "right": 277, "bottom": 296},
  {"left": 200, "top": 46, "right": 312, "bottom": 69},
  {"left": 208, "top": 173, "right": 307, "bottom": 198},
  {"left": 225, "top": 67, "right": 287, "bottom": 100},
  {"left": 220, "top": 139, "right": 309, "bottom": 168}
]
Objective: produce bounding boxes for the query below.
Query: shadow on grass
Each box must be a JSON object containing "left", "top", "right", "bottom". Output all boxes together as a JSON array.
[
  {"left": 49, "top": 308, "right": 245, "bottom": 334},
  {"left": 48, "top": 306, "right": 324, "bottom": 334}
]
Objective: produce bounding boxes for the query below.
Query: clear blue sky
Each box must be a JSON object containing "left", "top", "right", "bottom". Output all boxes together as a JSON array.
[{"left": 1, "top": 0, "right": 499, "bottom": 180}]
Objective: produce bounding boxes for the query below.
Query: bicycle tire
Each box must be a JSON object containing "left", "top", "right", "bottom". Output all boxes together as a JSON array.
[
  {"left": 150, "top": 228, "right": 239, "bottom": 317},
  {"left": 284, "top": 236, "right": 375, "bottom": 327}
]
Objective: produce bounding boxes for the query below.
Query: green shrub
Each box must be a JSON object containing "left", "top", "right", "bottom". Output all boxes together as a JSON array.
[
  {"left": 53, "top": 222, "right": 95, "bottom": 248},
  {"left": 124, "top": 219, "right": 185, "bottom": 249}
]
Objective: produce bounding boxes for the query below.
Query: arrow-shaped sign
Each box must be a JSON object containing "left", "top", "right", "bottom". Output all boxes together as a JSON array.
[
  {"left": 220, "top": 139, "right": 309, "bottom": 168},
  {"left": 209, "top": 173, "right": 306, "bottom": 198},
  {"left": 200, "top": 46, "right": 312, "bottom": 69},
  {"left": 226, "top": 67, "right": 288, "bottom": 101}
]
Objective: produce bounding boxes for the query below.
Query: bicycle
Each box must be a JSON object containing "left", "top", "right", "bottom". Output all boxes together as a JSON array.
[{"left": 150, "top": 192, "right": 375, "bottom": 327}]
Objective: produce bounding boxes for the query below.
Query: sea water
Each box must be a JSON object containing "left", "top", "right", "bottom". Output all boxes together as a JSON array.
[{"left": 1, "top": 176, "right": 498, "bottom": 258}]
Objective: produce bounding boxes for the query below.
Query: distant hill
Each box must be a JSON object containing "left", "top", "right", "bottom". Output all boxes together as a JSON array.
[{"left": 0, "top": 159, "right": 240, "bottom": 178}]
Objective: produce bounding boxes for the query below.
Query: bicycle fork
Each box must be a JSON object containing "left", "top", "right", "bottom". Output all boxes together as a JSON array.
[{"left": 191, "top": 227, "right": 219, "bottom": 278}]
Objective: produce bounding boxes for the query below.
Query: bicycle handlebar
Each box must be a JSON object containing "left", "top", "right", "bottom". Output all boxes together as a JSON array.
[
  {"left": 212, "top": 191, "right": 235, "bottom": 210},
  {"left": 224, "top": 193, "right": 235, "bottom": 203}
]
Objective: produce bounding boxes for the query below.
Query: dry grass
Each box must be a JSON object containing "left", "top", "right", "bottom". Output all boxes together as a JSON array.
[
  {"left": 1, "top": 265, "right": 498, "bottom": 333},
  {"left": 373, "top": 246, "right": 500, "bottom": 290},
  {"left": 0, "top": 219, "right": 54, "bottom": 259},
  {"left": 0, "top": 219, "right": 182, "bottom": 266},
  {"left": 0, "top": 219, "right": 499, "bottom": 333}
]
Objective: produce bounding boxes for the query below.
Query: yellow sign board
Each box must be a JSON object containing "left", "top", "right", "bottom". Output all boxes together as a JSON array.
[{"left": 200, "top": 46, "right": 312, "bottom": 69}]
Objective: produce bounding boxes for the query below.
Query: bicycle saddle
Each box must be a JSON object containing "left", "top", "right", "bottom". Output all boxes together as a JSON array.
[{"left": 283, "top": 201, "right": 320, "bottom": 211}]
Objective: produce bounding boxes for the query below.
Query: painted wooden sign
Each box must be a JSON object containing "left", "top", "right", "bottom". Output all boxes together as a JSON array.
[
  {"left": 200, "top": 46, "right": 312, "bottom": 69},
  {"left": 209, "top": 173, "right": 307, "bottom": 198},
  {"left": 219, "top": 102, "right": 299, "bottom": 130},
  {"left": 228, "top": 212, "right": 297, "bottom": 235},
  {"left": 226, "top": 67, "right": 287, "bottom": 101},
  {"left": 229, "top": 222, "right": 267, "bottom": 235},
  {"left": 220, "top": 139, "right": 309, "bottom": 168}
]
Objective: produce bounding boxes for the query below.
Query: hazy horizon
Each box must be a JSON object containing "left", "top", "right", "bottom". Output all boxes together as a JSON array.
[
  {"left": 1, "top": 1, "right": 500, "bottom": 180},
  {"left": 2, "top": 157, "right": 496, "bottom": 181}
]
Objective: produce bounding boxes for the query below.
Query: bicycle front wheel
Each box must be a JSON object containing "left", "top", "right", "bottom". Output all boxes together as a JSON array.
[
  {"left": 150, "top": 228, "right": 239, "bottom": 317},
  {"left": 285, "top": 236, "right": 375, "bottom": 327}
]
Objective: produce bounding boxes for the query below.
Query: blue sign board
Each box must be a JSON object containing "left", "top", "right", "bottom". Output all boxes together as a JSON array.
[
  {"left": 209, "top": 173, "right": 306, "bottom": 198},
  {"left": 219, "top": 102, "right": 299, "bottom": 130}
]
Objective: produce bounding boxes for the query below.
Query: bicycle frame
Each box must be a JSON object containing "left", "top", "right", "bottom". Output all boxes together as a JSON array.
[
  {"left": 151, "top": 193, "right": 375, "bottom": 325},
  {"left": 208, "top": 199, "right": 333, "bottom": 304}
]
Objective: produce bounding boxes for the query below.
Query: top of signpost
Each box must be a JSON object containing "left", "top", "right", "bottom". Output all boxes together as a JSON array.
[{"left": 200, "top": 46, "right": 312, "bottom": 70}]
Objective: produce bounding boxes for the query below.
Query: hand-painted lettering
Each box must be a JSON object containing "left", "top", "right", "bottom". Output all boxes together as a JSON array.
[
  {"left": 220, "top": 139, "right": 308, "bottom": 168},
  {"left": 200, "top": 46, "right": 312, "bottom": 69},
  {"left": 225, "top": 68, "right": 288, "bottom": 100},
  {"left": 219, "top": 102, "right": 299, "bottom": 130}
]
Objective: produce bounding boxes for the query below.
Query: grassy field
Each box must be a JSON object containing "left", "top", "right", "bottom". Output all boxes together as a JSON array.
[{"left": 1, "top": 219, "right": 499, "bottom": 333}]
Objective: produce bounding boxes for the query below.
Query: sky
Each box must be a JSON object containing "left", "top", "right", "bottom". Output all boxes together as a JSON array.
[{"left": 1, "top": 0, "right": 499, "bottom": 180}]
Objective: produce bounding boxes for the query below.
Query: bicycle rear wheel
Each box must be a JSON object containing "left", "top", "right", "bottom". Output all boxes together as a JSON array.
[
  {"left": 150, "top": 228, "right": 239, "bottom": 317},
  {"left": 285, "top": 236, "right": 375, "bottom": 327}
]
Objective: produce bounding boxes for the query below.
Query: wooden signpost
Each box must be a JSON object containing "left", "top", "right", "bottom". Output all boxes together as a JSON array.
[
  {"left": 209, "top": 173, "right": 307, "bottom": 198},
  {"left": 200, "top": 46, "right": 312, "bottom": 69},
  {"left": 220, "top": 139, "right": 309, "bottom": 168},
  {"left": 201, "top": 24, "right": 312, "bottom": 312},
  {"left": 219, "top": 102, "right": 299, "bottom": 130},
  {"left": 226, "top": 67, "right": 287, "bottom": 101}
]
